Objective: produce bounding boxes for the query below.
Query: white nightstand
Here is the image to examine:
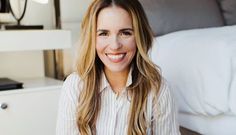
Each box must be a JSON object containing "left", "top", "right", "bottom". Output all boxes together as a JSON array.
[
  {"left": 0, "top": 30, "right": 71, "bottom": 135},
  {"left": 0, "top": 77, "right": 63, "bottom": 135}
]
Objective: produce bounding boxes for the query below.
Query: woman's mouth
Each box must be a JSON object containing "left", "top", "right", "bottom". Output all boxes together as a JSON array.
[{"left": 106, "top": 53, "right": 126, "bottom": 63}]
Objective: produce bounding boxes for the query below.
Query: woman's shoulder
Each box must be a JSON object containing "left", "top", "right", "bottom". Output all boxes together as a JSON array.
[
  {"left": 159, "top": 78, "right": 171, "bottom": 97},
  {"left": 150, "top": 77, "right": 174, "bottom": 105},
  {"left": 151, "top": 77, "right": 177, "bottom": 116},
  {"left": 64, "top": 72, "right": 81, "bottom": 84},
  {"left": 151, "top": 77, "right": 170, "bottom": 96},
  {"left": 62, "top": 72, "right": 83, "bottom": 101}
]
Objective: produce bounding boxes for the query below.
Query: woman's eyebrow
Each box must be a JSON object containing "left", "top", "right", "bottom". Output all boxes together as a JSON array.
[
  {"left": 96, "top": 28, "right": 133, "bottom": 32},
  {"left": 96, "top": 29, "right": 108, "bottom": 33},
  {"left": 120, "top": 28, "right": 133, "bottom": 31}
]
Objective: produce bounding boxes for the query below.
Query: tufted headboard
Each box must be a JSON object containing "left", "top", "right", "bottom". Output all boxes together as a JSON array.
[{"left": 139, "top": 0, "right": 236, "bottom": 36}]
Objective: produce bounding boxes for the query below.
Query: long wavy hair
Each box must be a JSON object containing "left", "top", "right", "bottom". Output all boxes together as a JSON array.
[{"left": 76, "top": 0, "right": 162, "bottom": 134}]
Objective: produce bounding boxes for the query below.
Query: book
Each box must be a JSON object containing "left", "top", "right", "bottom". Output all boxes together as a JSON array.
[{"left": 0, "top": 78, "right": 23, "bottom": 91}]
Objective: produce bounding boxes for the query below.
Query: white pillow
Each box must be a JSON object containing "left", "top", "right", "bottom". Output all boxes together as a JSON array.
[
  {"left": 151, "top": 25, "right": 236, "bottom": 116},
  {"left": 228, "top": 36, "right": 236, "bottom": 114}
]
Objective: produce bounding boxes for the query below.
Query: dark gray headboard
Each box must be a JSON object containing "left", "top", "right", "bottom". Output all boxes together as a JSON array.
[
  {"left": 139, "top": 0, "right": 236, "bottom": 36},
  {"left": 218, "top": 0, "right": 236, "bottom": 25}
]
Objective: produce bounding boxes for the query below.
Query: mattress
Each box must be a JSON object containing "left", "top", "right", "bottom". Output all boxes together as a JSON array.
[{"left": 179, "top": 112, "right": 236, "bottom": 135}]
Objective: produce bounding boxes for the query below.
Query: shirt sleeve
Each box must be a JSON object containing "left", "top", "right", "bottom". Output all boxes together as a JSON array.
[
  {"left": 152, "top": 80, "right": 181, "bottom": 135},
  {"left": 56, "top": 73, "right": 80, "bottom": 135}
]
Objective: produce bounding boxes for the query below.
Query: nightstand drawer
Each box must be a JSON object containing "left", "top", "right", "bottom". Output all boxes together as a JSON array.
[{"left": 0, "top": 88, "right": 61, "bottom": 135}]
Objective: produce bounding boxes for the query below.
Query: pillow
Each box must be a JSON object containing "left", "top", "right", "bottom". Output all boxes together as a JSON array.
[
  {"left": 228, "top": 36, "right": 236, "bottom": 114},
  {"left": 139, "top": 0, "right": 224, "bottom": 36},
  {"left": 151, "top": 25, "right": 236, "bottom": 116},
  {"left": 217, "top": 0, "right": 236, "bottom": 25}
]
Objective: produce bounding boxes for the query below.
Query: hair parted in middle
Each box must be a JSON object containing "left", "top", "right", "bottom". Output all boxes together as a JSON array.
[{"left": 76, "top": 0, "right": 162, "bottom": 134}]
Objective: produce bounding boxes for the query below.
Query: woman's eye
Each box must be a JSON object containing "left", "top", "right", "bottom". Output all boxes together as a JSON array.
[
  {"left": 120, "top": 31, "right": 132, "bottom": 37},
  {"left": 98, "top": 32, "right": 108, "bottom": 36}
]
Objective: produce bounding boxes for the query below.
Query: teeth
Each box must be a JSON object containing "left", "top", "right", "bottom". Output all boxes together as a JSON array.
[{"left": 107, "top": 54, "right": 125, "bottom": 60}]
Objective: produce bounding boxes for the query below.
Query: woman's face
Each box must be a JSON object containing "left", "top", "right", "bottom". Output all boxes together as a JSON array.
[{"left": 96, "top": 6, "right": 136, "bottom": 74}]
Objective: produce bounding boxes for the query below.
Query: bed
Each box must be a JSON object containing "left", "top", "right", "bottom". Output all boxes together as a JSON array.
[
  {"left": 151, "top": 26, "right": 236, "bottom": 134},
  {"left": 138, "top": 0, "right": 236, "bottom": 134}
]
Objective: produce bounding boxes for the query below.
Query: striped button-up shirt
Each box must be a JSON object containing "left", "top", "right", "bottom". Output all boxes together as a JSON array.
[{"left": 56, "top": 71, "right": 180, "bottom": 135}]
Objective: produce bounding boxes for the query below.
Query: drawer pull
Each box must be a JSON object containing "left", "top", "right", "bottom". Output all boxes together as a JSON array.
[{"left": 0, "top": 103, "right": 8, "bottom": 110}]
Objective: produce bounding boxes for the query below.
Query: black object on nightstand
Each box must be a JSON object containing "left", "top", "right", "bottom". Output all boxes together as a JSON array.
[{"left": 0, "top": 78, "right": 23, "bottom": 91}]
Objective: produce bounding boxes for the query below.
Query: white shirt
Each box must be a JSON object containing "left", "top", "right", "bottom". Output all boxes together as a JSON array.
[{"left": 56, "top": 72, "right": 180, "bottom": 135}]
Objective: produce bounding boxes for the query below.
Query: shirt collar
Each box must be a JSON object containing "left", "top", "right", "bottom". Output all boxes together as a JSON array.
[
  {"left": 100, "top": 71, "right": 109, "bottom": 93},
  {"left": 100, "top": 67, "right": 133, "bottom": 93}
]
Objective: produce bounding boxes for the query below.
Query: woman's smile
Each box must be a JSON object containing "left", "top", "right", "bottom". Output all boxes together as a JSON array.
[{"left": 106, "top": 53, "right": 126, "bottom": 63}]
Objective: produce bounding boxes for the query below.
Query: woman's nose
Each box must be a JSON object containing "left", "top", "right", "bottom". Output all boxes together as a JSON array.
[{"left": 109, "top": 36, "right": 122, "bottom": 50}]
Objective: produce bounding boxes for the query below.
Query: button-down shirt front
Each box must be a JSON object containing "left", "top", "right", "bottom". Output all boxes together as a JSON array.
[{"left": 56, "top": 71, "right": 180, "bottom": 135}]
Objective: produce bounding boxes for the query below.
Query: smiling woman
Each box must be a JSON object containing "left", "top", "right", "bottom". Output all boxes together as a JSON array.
[{"left": 56, "top": 0, "right": 180, "bottom": 135}]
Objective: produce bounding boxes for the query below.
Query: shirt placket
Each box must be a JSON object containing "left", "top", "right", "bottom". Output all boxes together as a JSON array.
[{"left": 112, "top": 92, "right": 126, "bottom": 135}]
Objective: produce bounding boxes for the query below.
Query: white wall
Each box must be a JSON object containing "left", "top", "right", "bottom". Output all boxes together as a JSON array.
[
  {"left": 60, "top": 0, "right": 92, "bottom": 75},
  {"left": 60, "top": 0, "right": 92, "bottom": 43},
  {"left": 0, "top": 51, "right": 45, "bottom": 79},
  {"left": 60, "top": 0, "right": 92, "bottom": 23}
]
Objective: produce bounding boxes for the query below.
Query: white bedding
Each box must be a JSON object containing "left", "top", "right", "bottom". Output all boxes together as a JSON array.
[
  {"left": 151, "top": 25, "right": 236, "bottom": 116},
  {"left": 179, "top": 113, "right": 236, "bottom": 135}
]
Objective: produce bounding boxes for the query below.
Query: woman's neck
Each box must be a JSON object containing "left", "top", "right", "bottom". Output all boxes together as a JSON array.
[{"left": 104, "top": 68, "right": 129, "bottom": 94}]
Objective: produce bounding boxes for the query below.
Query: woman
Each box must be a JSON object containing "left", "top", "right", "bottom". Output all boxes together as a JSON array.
[{"left": 56, "top": 0, "right": 180, "bottom": 134}]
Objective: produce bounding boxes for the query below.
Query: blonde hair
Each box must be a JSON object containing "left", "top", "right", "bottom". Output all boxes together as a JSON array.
[{"left": 76, "top": 0, "right": 162, "bottom": 134}]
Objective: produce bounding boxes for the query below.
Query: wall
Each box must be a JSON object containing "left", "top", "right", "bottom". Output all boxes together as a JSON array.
[
  {"left": 60, "top": 0, "right": 92, "bottom": 76},
  {"left": 0, "top": 51, "right": 45, "bottom": 79}
]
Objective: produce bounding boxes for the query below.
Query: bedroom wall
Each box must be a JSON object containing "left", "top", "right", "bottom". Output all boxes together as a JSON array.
[
  {"left": 60, "top": 0, "right": 92, "bottom": 76},
  {"left": 0, "top": 51, "right": 45, "bottom": 78}
]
